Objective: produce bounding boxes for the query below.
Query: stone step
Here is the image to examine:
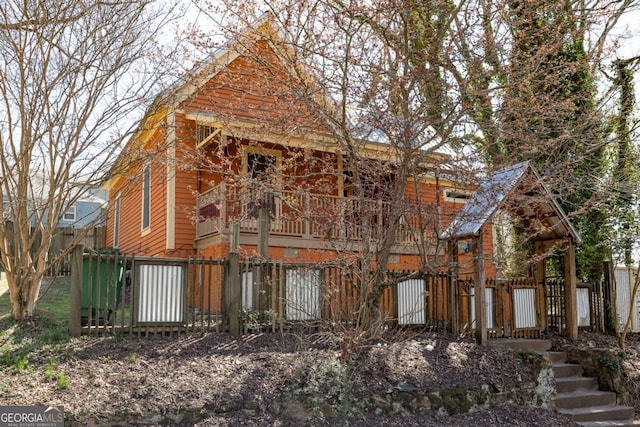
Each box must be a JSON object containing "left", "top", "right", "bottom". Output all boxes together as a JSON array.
[
  {"left": 555, "top": 375, "right": 599, "bottom": 393},
  {"left": 489, "top": 338, "right": 552, "bottom": 352},
  {"left": 547, "top": 351, "right": 567, "bottom": 363},
  {"left": 555, "top": 390, "right": 617, "bottom": 409},
  {"left": 577, "top": 420, "right": 640, "bottom": 427},
  {"left": 553, "top": 362, "right": 584, "bottom": 378},
  {"left": 558, "top": 404, "right": 635, "bottom": 423}
]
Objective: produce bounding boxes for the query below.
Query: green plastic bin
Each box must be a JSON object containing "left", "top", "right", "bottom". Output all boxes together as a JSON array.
[{"left": 81, "top": 249, "right": 123, "bottom": 326}]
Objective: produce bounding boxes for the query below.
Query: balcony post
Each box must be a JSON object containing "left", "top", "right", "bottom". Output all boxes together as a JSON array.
[
  {"left": 304, "top": 192, "right": 311, "bottom": 238},
  {"left": 219, "top": 181, "right": 227, "bottom": 233}
]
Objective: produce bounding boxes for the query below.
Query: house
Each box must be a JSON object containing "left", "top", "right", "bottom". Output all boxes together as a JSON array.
[
  {"left": 103, "top": 18, "right": 490, "bottom": 276},
  {"left": 58, "top": 187, "right": 108, "bottom": 230},
  {"left": 101, "top": 18, "right": 587, "bottom": 341}
]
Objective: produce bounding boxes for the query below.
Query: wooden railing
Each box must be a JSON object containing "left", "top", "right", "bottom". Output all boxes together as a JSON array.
[{"left": 196, "top": 182, "right": 432, "bottom": 245}]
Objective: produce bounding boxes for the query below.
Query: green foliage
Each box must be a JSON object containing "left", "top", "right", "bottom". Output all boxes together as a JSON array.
[
  {"left": 44, "top": 359, "right": 57, "bottom": 382},
  {"left": 0, "top": 275, "right": 74, "bottom": 380},
  {"left": 2, "top": 348, "right": 29, "bottom": 372},
  {"left": 599, "top": 356, "right": 621, "bottom": 372},
  {"left": 43, "top": 358, "right": 70, "bottom": 390},
  {"left": 242, "top": 309, "right": 277, "bottom": 331},
  {"left": 57, "top": 371, "right": 70, "bottom": 390}
]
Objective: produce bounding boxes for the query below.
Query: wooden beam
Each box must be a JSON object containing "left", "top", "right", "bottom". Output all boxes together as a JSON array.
[
  {"left": 474, "top": 230, "right": 487, "bottom": 345},
  {"left": 225, "top": 251, "right": 242, "bottom": 336},
  {"left": 534, "top": 241, "right": 547, "bottom": 332},
  {"left": 564, "top": 239, "right": 578, "bottom": 340},
  {"left": 448, "top": 239, "right": 459, "bottom": 334}
]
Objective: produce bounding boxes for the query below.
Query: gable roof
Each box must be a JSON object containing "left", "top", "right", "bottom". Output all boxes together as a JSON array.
[
  {"left": 158, "top": 16, "right": 454, "bottom": 157},
  {"left": 443, "top": 161, "right": 581, "bottom": 243}
]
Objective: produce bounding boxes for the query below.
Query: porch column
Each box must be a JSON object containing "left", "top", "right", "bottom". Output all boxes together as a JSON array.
[
  {"left": 534, "top": 241, "right": 547, "bottom": 332},
  {"left": 448, "top": 239, "right": 459, "bottom": 334},
  {"left": 563, "top": 239, "right": 578, "bottom": 340},
  {"left": 473, "top": 229, "right": 487, "bottom": 346}
]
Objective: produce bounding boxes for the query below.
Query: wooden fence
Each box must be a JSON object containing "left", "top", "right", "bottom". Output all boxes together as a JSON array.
[
  {"left": 545, "top": 278, "right": 605, "bottom": 334},
  {"left": 457, "top": 278, "right": 544, "bottom": 339},
  {"left": 456, "top": 276, "right": 605, "bottom": 338},
  {"left": 69, "top": 249, "right": 453, "bottom": 336},
  {"left": 47, "top": 226, "right": 106, "bottom": 276},
  {"left": 69, "top": 248, "right": 605, "bottom": 338}
]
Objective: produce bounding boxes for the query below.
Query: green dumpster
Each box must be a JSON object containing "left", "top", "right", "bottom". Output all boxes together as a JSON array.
[{"left": 81, "top": 249, "right": 123, "bottom": 326}]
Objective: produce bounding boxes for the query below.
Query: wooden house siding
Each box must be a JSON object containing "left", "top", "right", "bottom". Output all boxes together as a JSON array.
[
  {"left": 182, "top": 40, "right": 323, "bottom": 135},
  {"left": 106, "top": 119, "right": 169, "bottom": 255}
]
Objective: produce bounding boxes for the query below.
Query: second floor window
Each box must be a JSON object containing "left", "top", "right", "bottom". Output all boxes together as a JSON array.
[{"left": 142, "top": 163, "right": 151, "bottom": 230}]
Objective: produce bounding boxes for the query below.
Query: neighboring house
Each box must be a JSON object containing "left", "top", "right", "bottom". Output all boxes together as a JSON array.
[
  {"left": 103, "top": 19, "right": 491, "bottom": 276},
  {"left": 58, "top": 187, "right": 108, "bottom": 229}
]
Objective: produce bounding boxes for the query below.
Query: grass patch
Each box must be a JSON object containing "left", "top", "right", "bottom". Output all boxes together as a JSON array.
[
  {"left": 36, "top": 277, "right": 72, "bottom": 321},
  {"left": 0, "top": 275, "right": 72, "bottom": 371},
  {"left": 0, "top": 272, "right": 11, "bottom": 316}
]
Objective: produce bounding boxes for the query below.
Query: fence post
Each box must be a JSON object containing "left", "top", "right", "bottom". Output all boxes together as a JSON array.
[
  {"left": 448, "top": 240, "right": 459, "bottom": 334},
  {"left": 69, "top": 245, "right": 84, "bottom": 337},
  {"left": 473, "top": 231, "right": 487, "bottom": 346},
  {"left": 226, "top": 224, "right": 242, "bottom": 335},
  {"left": 564, "top": 239, "right": 578, "bottom": 340}
]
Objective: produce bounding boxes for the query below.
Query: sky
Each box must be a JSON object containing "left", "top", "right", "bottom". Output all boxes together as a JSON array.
[
  {"left": 174, "top": 1, "right": 640, "bottom": 92},
  {"left": 612, "top": 8, "right": 640, "bottom": 60}
]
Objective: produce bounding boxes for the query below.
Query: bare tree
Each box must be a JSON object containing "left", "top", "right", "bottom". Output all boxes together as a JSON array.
[
  {"left": 183, "top": 0, "right": 638, "bottom": 349},
  {"left": 0, "top": 0, "right": 175, "bottom": 320},
  {"left": 184, "top": 0, "right": 470, "bottom": 350}
]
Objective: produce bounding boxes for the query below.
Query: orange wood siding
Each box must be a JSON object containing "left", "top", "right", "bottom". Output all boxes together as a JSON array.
[
  {"left": 106, "top": 121, "right": 169, "bottom": 255},
  {"left": 171, "top": 113, "right": 199, "bottom": 256},
  {"left": 181, "top": 40, "right": 326, "bottom": 134}
]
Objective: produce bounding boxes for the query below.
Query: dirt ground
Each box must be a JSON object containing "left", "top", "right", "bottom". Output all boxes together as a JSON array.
[{"left": 0, "top": 327, "right": 608, "bottom": 426}]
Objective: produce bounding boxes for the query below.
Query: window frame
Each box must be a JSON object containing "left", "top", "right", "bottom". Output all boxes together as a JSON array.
[
  {"left": 113, "top": 194, "right": 120, "bottom": 248},
  {"left": 63, "top": 205, "right": 76, "bottom": 222},
  {"left": 444, "top": 189, "right": 472, "bottom": 203}
]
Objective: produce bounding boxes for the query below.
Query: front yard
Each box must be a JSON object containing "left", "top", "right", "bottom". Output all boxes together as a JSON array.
[{"left": 1, "top": 276, "right": 637, "bottom": 426}]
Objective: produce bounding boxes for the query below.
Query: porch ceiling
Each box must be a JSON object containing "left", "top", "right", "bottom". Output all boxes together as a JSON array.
[{"left": 442, "top": 161, "right": 581, "bottom": 244}]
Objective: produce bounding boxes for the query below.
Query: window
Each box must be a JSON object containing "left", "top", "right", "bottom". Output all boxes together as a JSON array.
[
  {"left": 63, "top": 206, "right": 76, "bottom": 221},
  {"left": 142, "top": 163, "right": 151, "bottom": 230},
  {"left": 247, "top": 152, "right": 276, "bottom": 179},
  {"left": 444, "top": 189, "right": 472, "bottom": 203},
  {"left": 113, "top": 195, "right": 120, "bottom": 248}
]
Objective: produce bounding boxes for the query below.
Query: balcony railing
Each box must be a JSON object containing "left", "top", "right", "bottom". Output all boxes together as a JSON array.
[{"left": 196, "top": 182, "right": 435, "bottom": 245}]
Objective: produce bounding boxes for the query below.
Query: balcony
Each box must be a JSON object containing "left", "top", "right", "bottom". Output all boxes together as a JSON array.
[{"left": 196, "top": 182, "right": 435, "bottom": 246}]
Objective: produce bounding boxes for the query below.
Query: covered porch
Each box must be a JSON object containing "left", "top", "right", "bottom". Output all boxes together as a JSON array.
[{"left": 195, "top": 181, "right": 438, "bottom": 250}]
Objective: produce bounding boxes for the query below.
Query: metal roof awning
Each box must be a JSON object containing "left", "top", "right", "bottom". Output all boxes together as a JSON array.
[{"left": 442, "top": 161, "right": 581, "bottom": 244}]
